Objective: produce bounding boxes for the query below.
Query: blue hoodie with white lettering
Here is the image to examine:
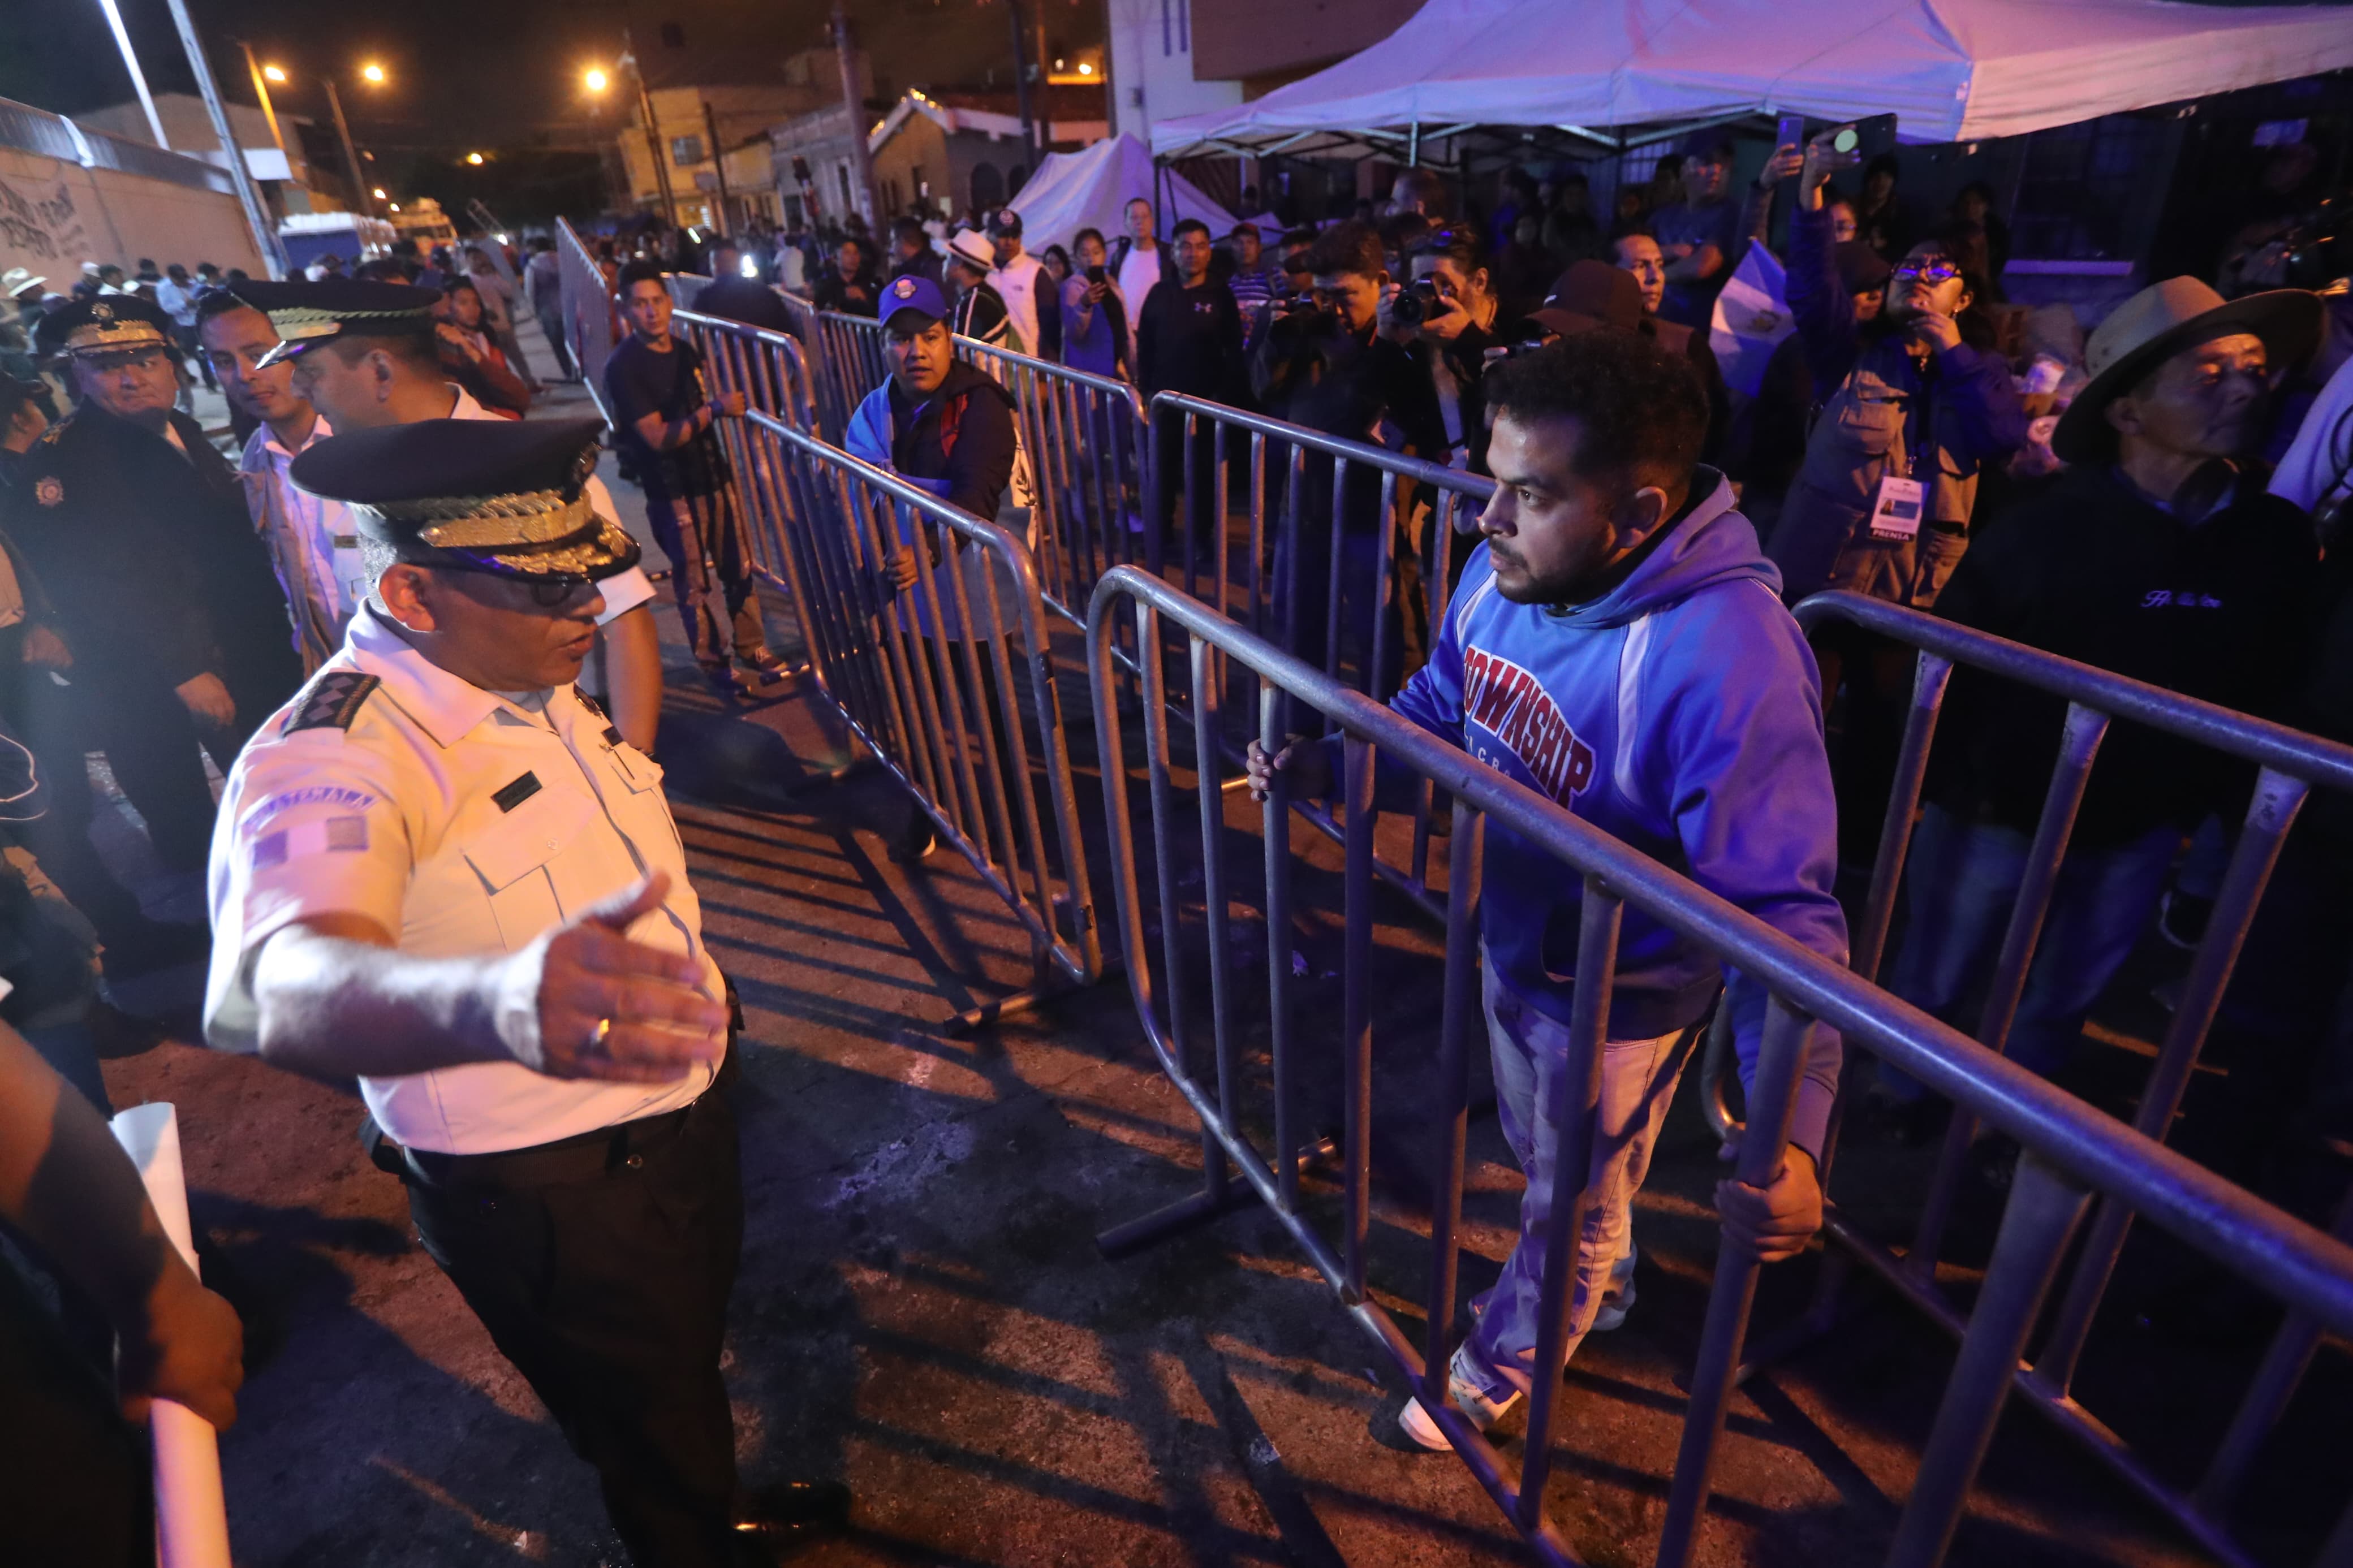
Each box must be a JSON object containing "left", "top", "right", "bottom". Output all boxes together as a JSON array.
[{"left": 1392, "top": 470, "right": 1846, "bottom": 1153}]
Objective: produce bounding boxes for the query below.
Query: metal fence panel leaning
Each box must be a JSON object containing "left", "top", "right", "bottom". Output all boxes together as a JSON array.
[
  {"left": 1674, "top": 589, "right": 2353, "bottom": 1568},
  {"left": 1083, "top": 564, "right": 2353, "bottom": 1568},
  {"left": 727, "top": 405, "right": 1104, "bottom": 1031},
  {"left": 554, "top": 218, "right": 617, "bottom": 424},
  {"left": 1145, "top": 391, "right": 1496, "bottom": 915}
]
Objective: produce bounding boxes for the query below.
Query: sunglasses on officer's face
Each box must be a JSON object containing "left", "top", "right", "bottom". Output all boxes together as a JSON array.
[{"left": 432, "top": 562, "right": 600, "bottom": 610}]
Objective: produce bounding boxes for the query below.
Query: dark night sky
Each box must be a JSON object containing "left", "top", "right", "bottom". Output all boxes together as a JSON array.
[{"left": 1, "top": 0, "right": 1105, "bottom": 152}]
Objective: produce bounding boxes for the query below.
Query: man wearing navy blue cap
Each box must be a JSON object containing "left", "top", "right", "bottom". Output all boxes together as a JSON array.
[
  {"left": 845, "top": 273, "right": 1023, "bottom": 860},
  {"left": 207, "top": 416, "right": 848, "bottom": 1565}
]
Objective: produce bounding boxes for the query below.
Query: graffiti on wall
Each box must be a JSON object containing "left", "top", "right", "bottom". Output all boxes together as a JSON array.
[{"left": 0, "top": 174, "right": 90, "bottom": 262}]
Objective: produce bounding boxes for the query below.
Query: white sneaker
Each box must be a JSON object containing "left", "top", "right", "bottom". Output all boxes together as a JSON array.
[
  {"left": 1397, "top": 1343, "right": 1524, "bottom": 1452},
  {"left": 1591, "top": 1245, "right": 1637, "bottom": 1333}
]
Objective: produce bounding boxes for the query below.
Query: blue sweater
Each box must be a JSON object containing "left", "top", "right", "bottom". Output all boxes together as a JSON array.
[{"left": 1390, "top": 472, "right": 1846, "bottom": 1152}]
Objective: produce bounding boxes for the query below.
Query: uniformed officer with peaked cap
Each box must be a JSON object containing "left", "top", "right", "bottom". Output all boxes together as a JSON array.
[
  {"left": 2, "top": 293, "right": 300, "bottom": 884},
  {"left": 202, "top": 417, "right": 846, "bottom": 1564}
]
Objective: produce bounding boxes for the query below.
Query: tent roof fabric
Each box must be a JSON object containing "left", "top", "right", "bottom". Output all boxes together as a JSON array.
[
  {"left": 994, "top": 134, "right": 1240, "bottom": 256},
  {"left": 1152, "top": 0, "right": 2353, "bottom": 155}
]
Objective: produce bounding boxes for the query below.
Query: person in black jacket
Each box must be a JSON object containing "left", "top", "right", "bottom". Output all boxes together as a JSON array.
[
  {"left": 1253, "top": 221, "right": 1446, "bottom": 697},
  {"left": 809, "top": 236, "right": 878, "bottom": 317},
  {"left": 1136, "top": 219, "right": 1246, "bottom": 556},
  {"left": 1877, "top": 275, "right": 2325, "bottom": 1118},
  {"left": 1, "top": 297, "right": 299, "bottom": 875},
  {"left": 689, "top": 239, "right": 794, "bottom": 336}
]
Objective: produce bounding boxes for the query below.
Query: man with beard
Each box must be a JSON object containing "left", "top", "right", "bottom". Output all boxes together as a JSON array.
[{"left": 1248, "top": 330, "right": 1844, "bottom": 1449}]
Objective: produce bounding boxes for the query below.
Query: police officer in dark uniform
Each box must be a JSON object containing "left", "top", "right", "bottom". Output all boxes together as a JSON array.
[
  {"left": 0, "top": 295, "right": 300, "bottom": 878},
  {"left": 204, "top": 417, "right": 848, "bottom": 1566}
]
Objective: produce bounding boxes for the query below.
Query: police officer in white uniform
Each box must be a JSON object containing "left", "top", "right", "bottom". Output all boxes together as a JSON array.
[
  {"left": 202, "top": 417, "right": 846, "bottom": 1565},
  {"left": 234, "top": 278, "right": 669, "bottom": 752}
]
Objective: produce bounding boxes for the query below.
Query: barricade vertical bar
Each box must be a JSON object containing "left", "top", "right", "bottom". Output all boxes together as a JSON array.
[
  {"left": 1656, "top": 996, "right": 1824, "bottom": 1567},
  {"left": 1909, "top": 701, "right": 2109, "bottom": 1277},
  {"left": 1194, "top": 640, "right": 1244, "bottom": 1142},
  {"left": 1140, "top": 600, "right": 1192, "bottom": 1077},
  {"left": 1422, "top": 801, "right": 1486, "bottom": 1394},
  {"left": 1260, "top": 681, "right": 1301, "bottom": 1215},
  {"left": 1885, "top": 1155, "right": 2092, "bottom": 1568},
  {"left": 1323, "top": 456, "right": 1350, "bottom": 703},
  {"left": 2033, "top": 765, "right": 2309, "bottom": 1393},
  {"left": 1516, "top": 877, "right": 1622, "bottom": 1527},
  {"left": 1341, "top": 734, "right": 1377, "bottom": 1302},
  {"left": 1147, "top": 400, "right": 1170, "bottom": 582},
  {"left": 1854, "top": 654, "right": 1954, "bottom": 987},
  {"left": 2191, "top": 1186, "right": 2353, "bottom": 1517},
  {"left": 1369, "top": 470, "right": 1400, "bottom": 705}
]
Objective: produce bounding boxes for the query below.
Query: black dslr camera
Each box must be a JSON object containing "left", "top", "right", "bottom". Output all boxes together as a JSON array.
[{"left": 1390, "top": 277, "right": 1442, "bottom": 326}]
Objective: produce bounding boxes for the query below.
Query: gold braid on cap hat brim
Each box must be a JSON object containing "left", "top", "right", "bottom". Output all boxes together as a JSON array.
[
  {"left": 264, "top": 304, "right": 434, "bottom": 344},
  {"left": 62, "top": 318, "right": 169, "bottom": 352},
  {"left": 356, "top": 489, "right": 598, "bottom": 551}
]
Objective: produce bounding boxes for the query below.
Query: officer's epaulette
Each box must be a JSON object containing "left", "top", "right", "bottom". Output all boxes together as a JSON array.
[{"left": 286, "top": 671, "right": 381, "bottom": 734}]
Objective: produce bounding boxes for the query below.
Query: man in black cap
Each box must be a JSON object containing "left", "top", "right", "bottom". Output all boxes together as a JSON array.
[
  {"left": 0, "top": 295, "right": 300, "bottom": 926},
  {"left": 204, "top": 416, "right": 848, "bottom": 1565},
  {"left": 985, "top": 209, "right": 1046, "bottom": 365},
  {"left": 234, "top": 279, "right": 667, "bottom": 749}
]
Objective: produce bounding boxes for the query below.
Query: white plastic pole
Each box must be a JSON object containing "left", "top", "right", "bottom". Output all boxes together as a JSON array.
[
  {"left": 108, "top": 1103, "right": 232, "bottom": 1568},
  {"left": 93, "top": 0, "right": 169, "bottom": 150}
]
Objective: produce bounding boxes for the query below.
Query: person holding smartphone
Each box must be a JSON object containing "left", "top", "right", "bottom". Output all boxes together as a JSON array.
[{"left": 1060, "top": 228, "right": 1130, "bottom": 380}]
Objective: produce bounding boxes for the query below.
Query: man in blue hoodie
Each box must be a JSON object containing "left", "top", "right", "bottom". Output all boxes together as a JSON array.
[{"left": 1249, "top": 331, "right": 1846, "bottom": 1447}]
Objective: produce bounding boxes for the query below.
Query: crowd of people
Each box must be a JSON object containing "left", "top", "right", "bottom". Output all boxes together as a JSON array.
[{"left": 2, "top": 103, "right": 2351, "bottom": 1566}]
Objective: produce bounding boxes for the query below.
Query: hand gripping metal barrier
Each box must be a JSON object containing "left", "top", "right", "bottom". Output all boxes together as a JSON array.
[
  {"left": 726, "top": 407, "right": 1103, "bottom": 1031},
  {"left": 1084, "top": 565, "right": 2353, "bottom": 1568},
  {"left": 1144, "top": 391, "right": 1497, "bottom": 917},
  {"left": 554, "top": 219, "right": 618, "bottom": 422},
  {"left": 1687, "top": 589, "right": 2353, "bottom": 1568}
]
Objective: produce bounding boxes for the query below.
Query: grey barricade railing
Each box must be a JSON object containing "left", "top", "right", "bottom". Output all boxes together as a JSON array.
[
  {"left": 664, "top": 305, "right": 827, "bottom": 685},
  {"left": 726, "top": 406, "right": 1103, "bottom": 1030},
  {"left": 1084, "top": 565, "right": 2353, "bottom": 1568},
  {"left": 801, "top": 305, "right": 890, "bottom": 443},
  {"left": 953, "top": 338, "right": 1151, "bottom": 632},
  {"left": 1147, "top": 391, "right": 1496, "bottom": 915},
  {"left": 1682, "top": 589, "right": 2353, "bottom": 1568},
  {"left": 554, "top": 218, "right": 618, "bottom": 424}
]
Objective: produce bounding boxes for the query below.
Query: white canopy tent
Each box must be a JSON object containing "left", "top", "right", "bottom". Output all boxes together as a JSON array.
[
  {"left": 1001, "top": 133, "right": 1241, "bottom": 254},
  {"left": 1152, "top": 0, "right": 2353, "bottom": 160}
]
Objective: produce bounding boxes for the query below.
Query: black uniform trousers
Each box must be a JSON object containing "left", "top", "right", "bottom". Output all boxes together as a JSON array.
[{"left": 396, "top": 1057, "right": 744, "bottom": 1568}]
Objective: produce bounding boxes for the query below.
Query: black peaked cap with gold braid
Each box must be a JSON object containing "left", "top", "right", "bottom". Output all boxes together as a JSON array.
[
  {"left": 233, "top": 279, "right": 442, "bottom": 369},
  {"left": 34, "top": 294, "right": 172, "bottom": 360},
  {"left": 287, "top": 417, "right": 641, "bottom": 583}
]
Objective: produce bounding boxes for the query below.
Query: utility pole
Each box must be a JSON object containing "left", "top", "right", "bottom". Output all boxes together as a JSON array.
[
  {"left": 1007, "top": 0, "right": 1040, "bottom": 183},
  {"left": 322, "top": 79, "right": 373, "bottom": 218},
  {"left": 625, "top": 34, "right": 679, "bottom": 227},
  {"left": 701, "top": 99, "right": 732, "bottom": 237},
  {"left": 237, "top": 42, "right": 288, "bottom": 168},
  {"left": 831, "top": 1, "right": 880, "bottom": 230},
  {"left": 158, "top": 0, "right": 285, "bottom": 277}
]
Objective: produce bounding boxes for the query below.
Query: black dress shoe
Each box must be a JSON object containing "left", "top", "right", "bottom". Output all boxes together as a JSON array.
[{"left": 732, "top": 1478, "right": 851, "bottom": 1544}]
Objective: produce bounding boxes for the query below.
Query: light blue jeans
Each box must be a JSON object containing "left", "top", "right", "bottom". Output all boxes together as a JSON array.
[
  {"left": 1880, "top": 804, "right": 2180, "bottom": 1099},
  {"left": 1463, "top": 958, "right": 1696, "bottom": 1398}
]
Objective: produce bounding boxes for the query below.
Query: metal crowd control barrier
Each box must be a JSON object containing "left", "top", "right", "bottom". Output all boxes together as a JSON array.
[
  {"left": 554, "top": 218, "right": 617, "bottom": 422},
  {"left": 1145, "top": 392, "right": 1495, "bottom": 914},
  {"left": 730, "top": 408, "right": 1103, "bottom": 1030},
  {"left": 1085, "top": 565, "right": 2353, "bottom": 1568},
  {"left": 1682, "top": 589, "right": 2353, "bottom": 1568}
]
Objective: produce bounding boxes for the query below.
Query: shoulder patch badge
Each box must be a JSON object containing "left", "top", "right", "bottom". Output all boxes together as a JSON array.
[
  {"left": 286, "top": 671, "right": 382, "bottom": 733},
  {"left": 33, "top": 476, "right": 62, "bottom": 507}
]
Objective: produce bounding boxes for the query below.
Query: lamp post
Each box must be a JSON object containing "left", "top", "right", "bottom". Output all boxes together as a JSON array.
[
  {"left": 158, "top": 0, "right": 285, "bottom": 277},
  {"left": 619, "top": 37, "right": 678, "bottom": 228}
]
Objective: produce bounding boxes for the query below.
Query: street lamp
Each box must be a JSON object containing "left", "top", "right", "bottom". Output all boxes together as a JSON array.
[
  {"left": 466, "top": 152, "right": 484, "bottom": 165},
  {"left": 583, "top": 66, "right": 610, "bottom": 94},
  {"left": 372, "top": 187, "right": 387, "bottom": 200},
  {"left": 263, "top": 63, "right": 287, "bottom": 84},
  {"left": 360, "top": 61, "right": 386, "bottom": 85}
]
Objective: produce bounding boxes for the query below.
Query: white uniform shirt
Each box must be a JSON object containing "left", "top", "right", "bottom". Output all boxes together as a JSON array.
[
  {"left": 202, "top": 604, "right": 721, "bottom": 1154},
  {"left": 240, "top": 413, "right": 364, "bottom": 673},
  {"left": 1116, "top": 243, "right": 1163, "bottom": 322},
  {"left": 987, "top": 252, "right": 1046, "bottom": 365},
  {"left": 448, "top": 385, "right": 657, "bottom": 624}
]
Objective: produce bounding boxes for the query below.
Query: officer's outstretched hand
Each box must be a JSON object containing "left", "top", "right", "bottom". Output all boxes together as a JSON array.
[{"left": 534, "top": 871, "right": 729, "bottom": 1083}]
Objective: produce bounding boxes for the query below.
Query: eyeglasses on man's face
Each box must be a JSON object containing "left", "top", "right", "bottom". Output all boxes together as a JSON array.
[{"left": 1893, "top": 260, "right": 1962, "bottom": 284}]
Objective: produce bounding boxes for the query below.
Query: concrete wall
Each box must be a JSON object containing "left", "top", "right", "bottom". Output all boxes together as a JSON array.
[
  {"left": 0, "top": 148, "right": 265, "bottom": 280},
  {"left": 1188, "top": 0, "right": 1419, "bottom": 87},
  {"left": 1105, "top": 0, "right": 1242, "bottom": 145}
]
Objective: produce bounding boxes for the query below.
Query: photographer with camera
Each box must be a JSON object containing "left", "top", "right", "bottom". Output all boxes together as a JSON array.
[
  {"left": 1387, "top": 227, "right": 1504, "bottom": 476},
  {"left": 1252, "top": 221, "right": 1445, "bottom": 693}
]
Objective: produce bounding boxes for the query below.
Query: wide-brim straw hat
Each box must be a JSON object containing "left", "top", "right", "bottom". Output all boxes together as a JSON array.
[{"left": 2052, "top": 276, "right": 2322, "bottom": 464}]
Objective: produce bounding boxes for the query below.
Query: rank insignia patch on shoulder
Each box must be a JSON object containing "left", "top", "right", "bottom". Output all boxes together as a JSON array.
[
  {"left": 33, "top": 476, "right": 62, "bottom": 507},
  {"left": 286, "top": 671, "right": 381, "bottom": 733}
]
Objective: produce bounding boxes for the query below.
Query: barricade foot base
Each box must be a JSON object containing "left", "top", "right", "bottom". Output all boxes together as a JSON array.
[{"left": 1095, "top": 1181, "right": 1255, "bottom": 1260}]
